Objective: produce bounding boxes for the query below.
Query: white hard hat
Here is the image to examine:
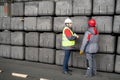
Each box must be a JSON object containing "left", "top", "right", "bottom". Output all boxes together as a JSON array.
[{"left": 64, "top": 18, "right": 72, "bottom": 24}]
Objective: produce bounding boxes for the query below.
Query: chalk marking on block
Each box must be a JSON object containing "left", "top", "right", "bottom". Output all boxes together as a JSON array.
[
  {"left": 0, "top": 70, "right": 3, "bottom": 73},
  {"left": 12, "top": 72, "right": 28, "bottom": 78}
]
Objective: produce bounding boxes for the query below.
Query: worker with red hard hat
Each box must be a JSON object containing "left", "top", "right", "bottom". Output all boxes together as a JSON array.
[{"left": 80, "top": 18, "right": 99, "bottom": 77}]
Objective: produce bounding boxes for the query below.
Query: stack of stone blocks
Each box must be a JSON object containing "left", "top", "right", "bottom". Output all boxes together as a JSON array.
[{"left": 0, "top": 0, "right": 120, "bottom": 73}]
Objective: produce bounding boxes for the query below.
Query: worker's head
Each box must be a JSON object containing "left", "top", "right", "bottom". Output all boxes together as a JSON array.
[
  {"left": 88, "top": 18, "right": 96, "bottom": 27},
  {"left": 64, "top": 18, "right": 73, "bottom": 27}
]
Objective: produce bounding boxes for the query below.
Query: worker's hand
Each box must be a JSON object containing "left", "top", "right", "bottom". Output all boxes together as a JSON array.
[
  {"left": 76, "top": 35, "right": 79, "bottom": 38},
  {"left": 73, "top": 33, "right": 79, "bottom": 38},
  {"left": 80, "top": 50, "right": 84, "bottom": 55}
]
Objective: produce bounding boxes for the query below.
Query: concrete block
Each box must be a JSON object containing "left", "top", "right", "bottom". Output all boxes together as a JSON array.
[
  {"left": 56, "top": 34, "right": 62, "bottom": 49},
  {"left": 0, "top": 18, "right": 2, "bottom": 29},
  {"left": 117, "top": 37, "right": 120, "bottom": 54},
  {"left": 93, "top": 0, "right": 115, "bottom": 14},
  {"left": 54, "top": 17, "right": 67, "bottom": 32},
  {"left": 55, "top": 0, "right": 72, "bottom": 15},
  {"left": 2, "top": 17, "right": 10, "bottom": 30},
  {"left": 11, "top": 3, "right": 24, "bottom": 16},
  {"left": 113, "top": 16, "right": 120, "bottom": 33},
  {"left": 40, "top": 33, "right": 55, "bottom": 48},
  {"left": 0, "top": 45, "right": 10, "bottom": 58},
  {"left": 95, "top": 54, "right": 114, "bottom": 72},
  {"left": 0, "top": 31, "right": 11, "bottom": 44},
  {"left": 74, "top": 34, "right": 83, "bottom": 50},
  {"left": 25, "top": 47, "right": 38, "bottom": 61},
  {"left": 11, "top": 17, "right": 24, "bottom": 30},
  {"left": 24, "top": 17, "right": 37, "bottom": 31},
  {"left": 116, "top": 0, "right": 120, "bottom": 14},
  {"left": 99, "top": 35, "right": 115, "bottom": 53},
  {"left": 38, "top": 1, "right": 54, "bottom": 15},
  {"left": 93, "top": 16, "right": 113, "bottom": 33},
  {"left": 25, "top": 2, "right": 38, "bottom": 16},
  {"left": 71, "top": 16, "right": 88, "bottom": 33},
  {"left": 25, "top": 32, "right": 39, "bottom": 46},
  {"left": 115, "top": 55, "right": 120, "bottom": 73},
  {"left": 11, "top": 46, "right": 24, "bottom": 59},
  {"left": 55, "top": 50, "right": 72, "bottom": 66},
  {"left": 73, "top": 0, "right": 92, "bottom": 15},
  {"left": 39, "top": 48, "right": 55, "bottom": 63},
  {"left": 37, "top": 17, "right": 52, "bottom": 31},
  {"left": 72, "top": 51, "right": 87, "bottom": 68},
  {"left": 11, "top": 32, "right": 24, "bottom": 46}
]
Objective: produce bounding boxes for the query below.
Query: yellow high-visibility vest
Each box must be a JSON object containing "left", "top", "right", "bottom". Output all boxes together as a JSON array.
[{"left": 62, "top": 27, "right": 75, "bottom": 46}]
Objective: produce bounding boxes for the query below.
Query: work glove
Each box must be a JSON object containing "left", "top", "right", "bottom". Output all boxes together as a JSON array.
[{"left": 80, "top": 50, "right": 84, "bottom": 55}]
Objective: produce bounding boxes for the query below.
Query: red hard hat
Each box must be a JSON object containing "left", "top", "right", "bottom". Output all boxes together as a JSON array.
[{"left": 88, "top": 18, "right": 96, "bottom": 27}]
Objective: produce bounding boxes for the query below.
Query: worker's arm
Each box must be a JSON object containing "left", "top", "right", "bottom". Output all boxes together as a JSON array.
[
  {"left": 64, "top": 28, "right": 77, "bottom": 40},
  {"left": 80, "top": 31, "right": 90, "bottom": 51}
]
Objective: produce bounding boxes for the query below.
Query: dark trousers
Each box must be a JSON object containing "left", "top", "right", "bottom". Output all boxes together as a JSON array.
[
  {"left": 86, "top": 53, "right": 96, "bottom": 76},
  {"left": 63, "top": 50, "right": 71, "bottom": 71}
]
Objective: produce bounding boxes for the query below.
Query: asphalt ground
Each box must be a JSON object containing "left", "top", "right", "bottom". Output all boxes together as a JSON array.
[{"left": 0, "top": 57, "right": 120, "bottom": 80}]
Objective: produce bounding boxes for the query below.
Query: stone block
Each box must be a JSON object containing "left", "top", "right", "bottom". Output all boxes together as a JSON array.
[
  {"left": 0, "top": 31, "right": 11, "bottom": 44},
  {"left": 2, "top": 17, "right": 10, "bottom": 30},
  {"left": 55, "top": 0, "right": 72, "bottom": 15},
  {"left": 39, "top": 48, "right": 55, "bottom": 63},
  {"left": 40, "top": 33, "right": 55, "bottom": 48},
  {"left": 99, "top": 35, "right": 115, "bottom": 53},
  {"left": 11, "top": 17, "right": 24, "bottom": 30},
  {"left": 93, "top": 0, "right": 115, "bottom": 15},
  {"left": 115, "top": 55, "right": 120, "bottom": 73},
  {"left": 0, "top": 45, "right": 10, "bottom": 58},
  {"left": 113, "top": 16, "right": 120, "bottom": 33},
  {"left": 25, "top": 32, "right": 39, "bottom": 46},
  {"left": 11, "top": 2, "right": 24, "bottom": 16},
  {"left": 96, "top": 54, "right": 114, "bottom": 72},
  {"left": 56, "top": 34, "right": 62, "bottom": 49},
  {"left": 11, "top": 32, "right": 24, "bottom": 45},
  {"left": 117, "top": 37, "right": 120, "bottom": 54},
  {"left": 71, "top": 16, "right": 88, "bottom": 33},
  {"left": 25, "top": 2, "right": 38, "bottom": 16},
  {"left": 25, "top": 47, "right": 39, "bottom": 61},
  {"left": 38, "top": 1, "right": 54, "bottom": 15},
  {"left": 73, "top": 0, "right": 92, "bottom": 15},
  {"left": 24, "top": 17, "right": 37, "bottom": 31},
  {"left": 11, "top": 46, "right": 24, "bottom": 59},
  {"left": 37, "top": 17, "right": 52, "bottom": 31}
]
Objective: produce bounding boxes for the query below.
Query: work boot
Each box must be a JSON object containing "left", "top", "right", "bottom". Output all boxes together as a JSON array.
[
  {"left": 63, "top": 71, "right": 72, "bottom": 75},
  {"left": 68, "top": 69, "right": 72, "bottom": 72}
]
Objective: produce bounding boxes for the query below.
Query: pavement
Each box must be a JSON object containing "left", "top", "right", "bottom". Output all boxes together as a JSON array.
[{"left": 0, "top": 57, "right": 120, "bottom": 80}]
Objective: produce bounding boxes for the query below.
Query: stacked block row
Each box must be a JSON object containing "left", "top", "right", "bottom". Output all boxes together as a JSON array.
[{"left": 1, "top": 0, "right": 120, "bottom": 17}]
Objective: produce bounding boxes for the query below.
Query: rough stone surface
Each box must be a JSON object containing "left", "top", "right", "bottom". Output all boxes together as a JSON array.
[
  {"left": 73, "top": 0, "right": 92, "bottom": 15},
  {"left": 25, "top": 32, "right": 39, "bottom": 46},
  {"left": 25, "top": 47, "right": 39, "bottom": 61},
  {"left": 37, "top": 17, "right": 52, "bottom": 31},
  {"left": 39, "top": 48, "right": 55, "bottom": 63},
  {"left": 11, "top": 46, "right": 24, "bottom": 59},
  {"left": 93, "top": 0, "right": 115, "bottom": 14}
]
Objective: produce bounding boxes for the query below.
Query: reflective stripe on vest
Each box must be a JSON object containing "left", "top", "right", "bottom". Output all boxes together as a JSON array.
[{"left": 62, "top": 27, "right": 75, "bottom": 46}]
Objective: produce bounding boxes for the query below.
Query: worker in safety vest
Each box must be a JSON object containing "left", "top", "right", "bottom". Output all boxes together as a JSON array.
[
  {"left": 80, "top": 18, "right": 99, "bottom": 77},
  {"left": 62, "top": 18, "right": 79, "bottom": 75}
]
